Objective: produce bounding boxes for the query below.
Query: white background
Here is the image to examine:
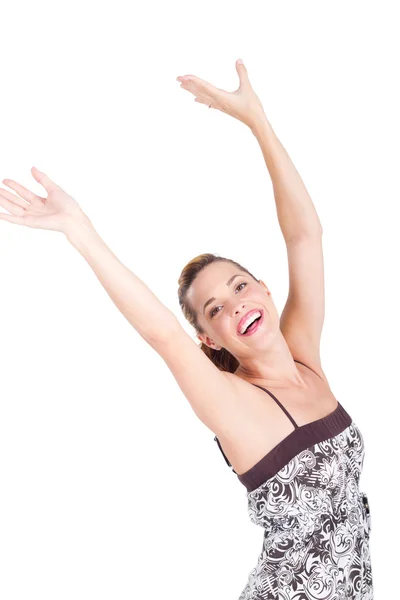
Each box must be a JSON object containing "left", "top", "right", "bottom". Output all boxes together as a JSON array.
[{"left": 0, "top": 1, "right": 396, "bottom": 598}]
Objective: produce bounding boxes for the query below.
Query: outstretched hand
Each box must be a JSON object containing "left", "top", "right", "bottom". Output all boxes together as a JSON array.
[
  {"left": 0, "top": 167, "right": 88, "bottom": 234},
  {"left": 176, "top": 59, "right": 266, "bottom": 129}
]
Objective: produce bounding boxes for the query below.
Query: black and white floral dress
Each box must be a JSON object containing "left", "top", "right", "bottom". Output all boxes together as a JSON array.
[{"left": 214, "top": 360, "right": 373, "bottom": 600}]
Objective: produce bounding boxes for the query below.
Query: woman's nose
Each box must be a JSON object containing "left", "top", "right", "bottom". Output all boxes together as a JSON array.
[{"left": 232, "top": 304, "right": 246, "bottom": 317}]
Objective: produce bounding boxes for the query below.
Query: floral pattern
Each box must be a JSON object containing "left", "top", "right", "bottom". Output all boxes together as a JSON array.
[{"left": 238, "top": 422, "right": 373, "bottom": 599}]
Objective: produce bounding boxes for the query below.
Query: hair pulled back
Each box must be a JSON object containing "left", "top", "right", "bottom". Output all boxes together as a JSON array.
[{"left": 177, "top": 253, "right": 259, "bottom": 373}]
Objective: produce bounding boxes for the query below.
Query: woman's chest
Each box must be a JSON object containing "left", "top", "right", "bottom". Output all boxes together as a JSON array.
[{"left": 218, "top": 380, "right": 340, "bottom": 477}]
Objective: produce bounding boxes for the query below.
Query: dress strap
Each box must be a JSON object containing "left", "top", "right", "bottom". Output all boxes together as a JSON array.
[
  {"left": 251, "top": 384, "right": 298, "bottom": 428},
  {"left": 252, "top": 359, "right": 322, "bottom": 428},
  {"left": 213, "top": 359, "right": 315, "bottom": 470}
]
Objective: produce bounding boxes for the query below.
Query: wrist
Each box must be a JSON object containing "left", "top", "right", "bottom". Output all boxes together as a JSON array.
[
  {"left": 249, "top": 112, "right": 272, "bottom": 137},
  {"left": 63, "top": 211, "right": 96, "bottom": 246}
]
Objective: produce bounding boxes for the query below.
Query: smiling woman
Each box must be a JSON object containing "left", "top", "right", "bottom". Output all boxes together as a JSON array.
[
  {"left": 178, "top": 254, "right": 266, "bottom": 372},
  {"left": 0, "top": 57, "right": 373, "bottom": 600},
  {"left": 173, "top": 57, "right": 373, "bottom": 598},
  {"left": 174, "top": 252, "right": 372, "bottom": 600}
]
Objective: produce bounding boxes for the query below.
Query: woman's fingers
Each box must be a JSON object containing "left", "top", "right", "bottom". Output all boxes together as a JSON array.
[
  {"left": 0, "top": 209, "right": 44, "bottom": 229},
  {"left": 194, "top": 97, "right": 209, "bottom": 107},
  {"left": 1, "top": 167, "right": 60, "bottom": 208},
  {"left": 177, "top": 74, "right": 220, "bottom": 99},
  {"left": 0, "top": 168, "right": 82, "bottom": 233},
  {"left": 177, "top": 72, "right": 236, "bottom": 115},
  {"left": 0, "top": 212, "right": 26, "bottom": 225},
  {"left": 2, "top": 178, "right": 43, "bottom": 205},
  {"left": 0, "top": 187, "right": 29, "bottom": 210},
  {"left": 30, "top": 166, "right": 61, "bottom": 193},
  {"left": 235, "top": 59, "right": 251, "bottom": 88}
]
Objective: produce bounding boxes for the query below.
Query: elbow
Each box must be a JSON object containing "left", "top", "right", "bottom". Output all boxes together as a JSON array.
[{"left": 141, "top": 316, "right": 180, "bottom": 349}]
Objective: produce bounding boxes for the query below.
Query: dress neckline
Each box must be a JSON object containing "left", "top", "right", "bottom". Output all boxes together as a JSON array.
[
  {"left": 236, "top": 399, "right": 342, "bottom": 479},
  {"left": 252, "top": 382, "right": 340, "bottom": 431},
  {"left": 296, "top": 401, "right": 340, "bottom": 429},
  {"left": 214, "top": 359, "right": 347, "bottom": 486}
]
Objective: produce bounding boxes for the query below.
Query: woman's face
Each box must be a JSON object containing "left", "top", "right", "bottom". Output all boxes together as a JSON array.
[{"left": 186, "top": 261, "right": 280, "bottom": 354}]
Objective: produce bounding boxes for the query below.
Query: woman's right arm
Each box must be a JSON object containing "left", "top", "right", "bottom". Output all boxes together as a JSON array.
[
  {"left": 65, "top": 216, "right": 246, "bottom": 435},
  {"left": 0, "top": 168, "right": 244, "bottom": 440},
  {"left": 65, "top": 215, "right": 177, "bottom": 347}
]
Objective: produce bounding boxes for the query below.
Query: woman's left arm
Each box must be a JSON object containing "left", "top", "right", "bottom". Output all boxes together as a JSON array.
[
  {"left": 177, "top": 59, "right": 322, "bottom": 242},
  {"left": 249, "top": 114, "right": 325, "bottom": 374},
  {"left": 177, "top": 60, "right": 326, "bottom": 374},
  {"left": 250, "top": 115, "right": 323, "bottom": 242}
]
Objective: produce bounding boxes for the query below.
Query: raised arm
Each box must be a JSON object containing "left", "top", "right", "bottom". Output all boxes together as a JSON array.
[
  {"left": 177, "top": 59, "right": 323, "bottom": 241},
  {"left": 0, "top": 168, "right": 244, "bottom": 437},
  {"left": 250, "top": 116, "right": 325, "bottom": 377},
  {"left": 250, "top": 117, "right": 323, "bottom": 241},
  {"left": 177, "top": 59, "right": 326, "bottom": 377},
  {"left": 0, "top": 168, "right": 176, "bottom": 345},
  {"left": 65, "top": 217, "right": 176, "bottom": 346},
  {"left": 65, "top": 218, "right": 249, "bottom": 433}
]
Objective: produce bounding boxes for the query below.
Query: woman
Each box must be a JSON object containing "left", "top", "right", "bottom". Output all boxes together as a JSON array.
[{"left": 0, "top": 60, "right": 373, "bottom": 599}]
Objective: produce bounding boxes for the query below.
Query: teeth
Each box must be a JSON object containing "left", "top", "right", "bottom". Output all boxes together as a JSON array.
[{"left": 239, "top": 311, "right": 261, "bottom": 334}]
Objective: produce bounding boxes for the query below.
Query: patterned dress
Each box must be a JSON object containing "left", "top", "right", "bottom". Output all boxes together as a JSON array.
[{"left": 214, "top": 360, "right": 373, "bottom": 600}]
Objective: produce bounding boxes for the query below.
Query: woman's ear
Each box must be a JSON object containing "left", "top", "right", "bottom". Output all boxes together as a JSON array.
[
  {"left": 197, "top": 334, "right": 221, "bottom": 351},
  {"left": 259, "top": 279, "right": 271, "bottom": 295}
]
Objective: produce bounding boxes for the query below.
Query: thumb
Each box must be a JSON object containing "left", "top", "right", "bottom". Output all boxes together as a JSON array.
[
  {"left": 235, "top": 58, "right": 250, "bottom": 87},
  {"left": 31, "top": 166, "right": 62, "bottom": 193}
]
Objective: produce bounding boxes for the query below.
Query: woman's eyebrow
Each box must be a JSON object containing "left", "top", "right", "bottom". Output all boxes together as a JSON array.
[{"left": 202, "top": 274, "right": 243, "bottom": 314}]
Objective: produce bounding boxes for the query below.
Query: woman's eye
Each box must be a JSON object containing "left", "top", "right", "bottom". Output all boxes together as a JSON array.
[
  {"left": 210, "top": 282, "right": 247, "bottom": 318},
  {"left": 236, "top": 282, "right": 247, "bottom": 293}
]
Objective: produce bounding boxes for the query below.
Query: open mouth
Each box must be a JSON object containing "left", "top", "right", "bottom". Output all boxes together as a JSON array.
[{"left": 237, "top": 310, "right": 264, "bottom": 336}]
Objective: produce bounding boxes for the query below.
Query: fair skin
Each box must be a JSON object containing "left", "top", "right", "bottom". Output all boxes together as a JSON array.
[
  {"left": 188, "top": 261, "right": 309, "bottom": 390},
  {"left": 177, "top": 59, "right": 326, "bottom": 393},
  {"left": 0, "top": 60, "right": 328, "bottom": 471},
  {"left": 177, "top": 59, "right": 267, "bottom": 128}
]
